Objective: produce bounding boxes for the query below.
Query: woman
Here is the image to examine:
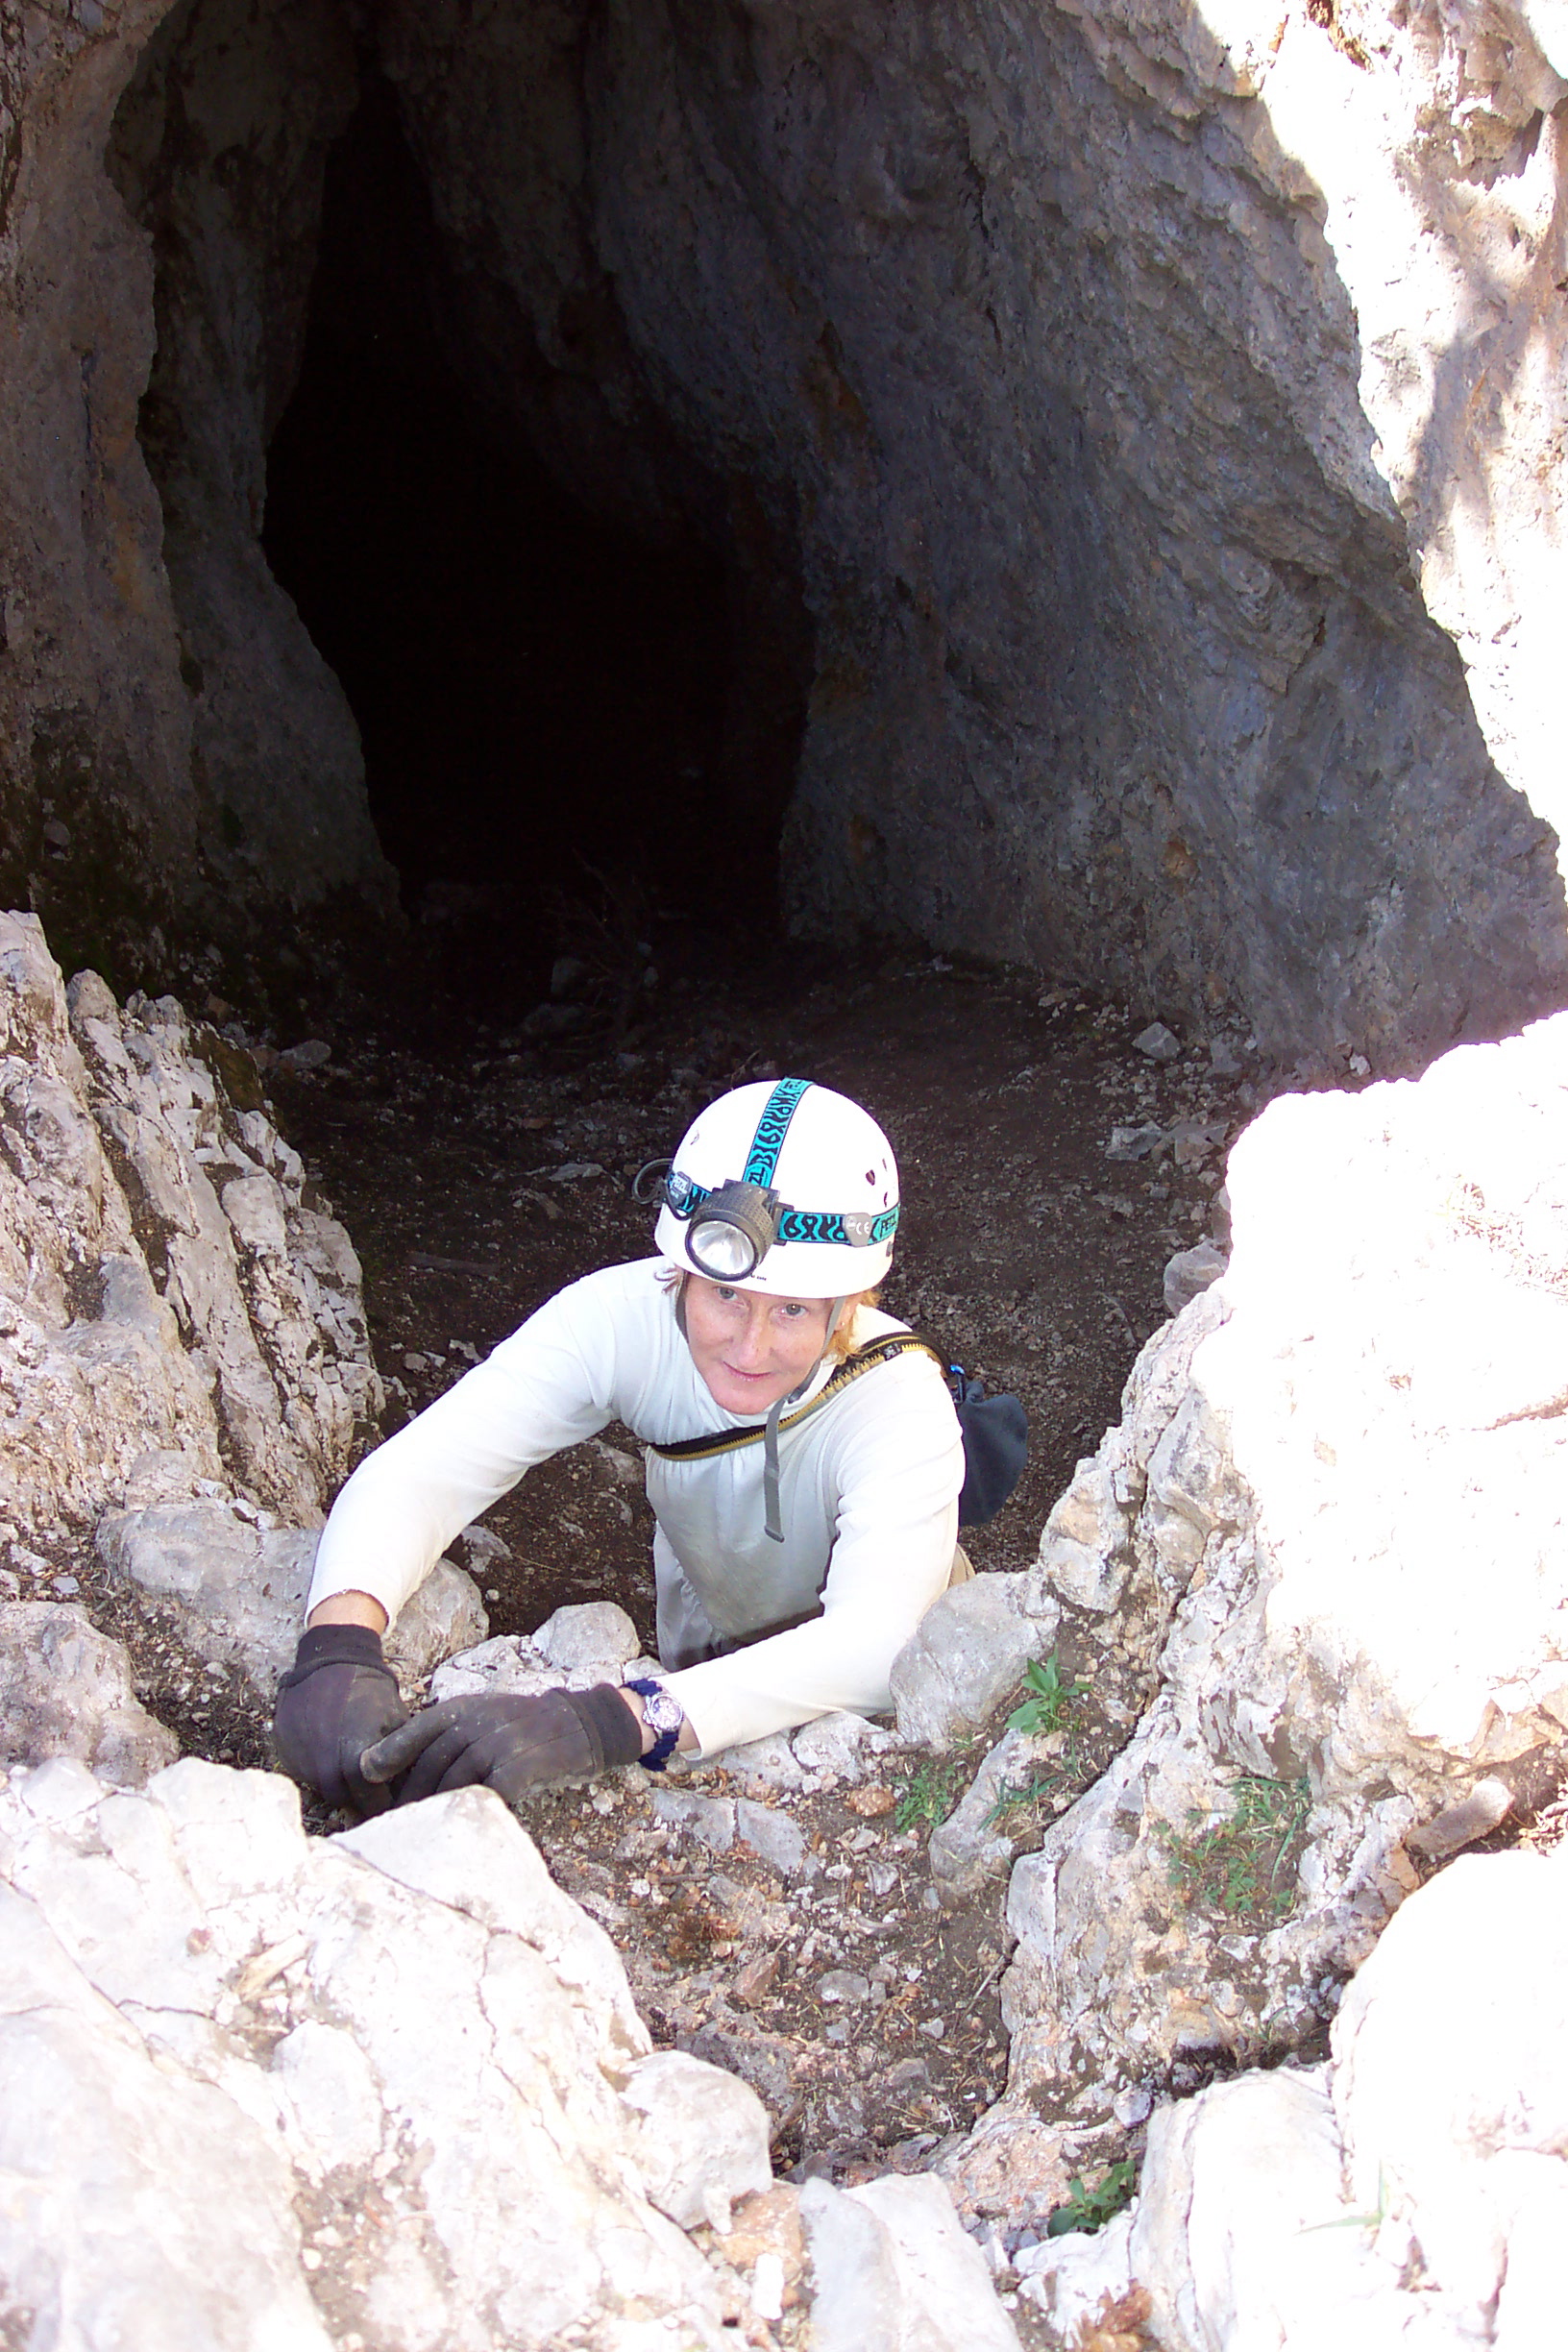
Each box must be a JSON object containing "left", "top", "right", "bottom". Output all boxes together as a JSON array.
[{"left": 271, "top": 1077, "right": 966, "bottom": 1814}]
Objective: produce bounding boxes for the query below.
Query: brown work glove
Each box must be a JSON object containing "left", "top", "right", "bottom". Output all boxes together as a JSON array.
[
  {"left": 270, "top": 1624, "right": 409, "bottom": 1816},
  {"left": 359, "top": 1683, "right": 644, "bottom": 1806}
]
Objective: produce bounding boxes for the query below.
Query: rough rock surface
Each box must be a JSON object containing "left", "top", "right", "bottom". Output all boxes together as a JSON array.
[
  {"left": 7, "top": 0, "right": 1568, "bottom": 1054},
  {"left": 0, "top": 0, "right": 395, "bottom": 974},
  {"left": 999, "top": 1011, "right": 1568, "bottom": 2120},
  {"left": 1116, "top": 1836, "right": 1568, "bottom": 2350},
  {"left": 0, "top": 1603, "right": 178, "bottom": 1786},
  {"left": 0, "top": 1757, "right": 732, "bottom": 2350},
  {"left": 0, "top": 915, "right": 380, "bottom": 1534},
  {"left": 802, "top": 2171, "right": 1021, "bottom": 2352},
  {"left": 0, "top": 1753, "right": 1023, "bottom": 2349},
  {"left": 891, "top": 1575, "right": 1060, "bottom": 1753},
  {"left": 97, "top": 1503, "right": 486, "bottom": 1698}
]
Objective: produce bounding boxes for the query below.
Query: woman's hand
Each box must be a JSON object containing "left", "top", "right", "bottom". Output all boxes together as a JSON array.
[
  {"left": 270, "top": 1623, "right": 407, "bottom": 1814},
  {"left": 359, "top": 1683, "right": 645, "bottom": 1805}
]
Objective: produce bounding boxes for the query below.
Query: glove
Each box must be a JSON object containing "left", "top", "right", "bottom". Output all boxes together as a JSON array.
[
  {"left": 360, "top": 1683, "right": 644, "bottom": 1807},
  {"left": 271, "top": 1624, "right": 409, "bottom": 1816}
]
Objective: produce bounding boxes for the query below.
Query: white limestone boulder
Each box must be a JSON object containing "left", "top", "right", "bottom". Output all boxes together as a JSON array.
[
  {"left": 1124, "top": 1836, "right": 1568, "bottom": 2348},
  {"left": 619, "top": 2048, "right": 772, "bottom": 2233},
  {"left": 95, "top": 1503, "right": 486, "bottom": 1696},
  {"left": 0, "top": 1757, "right": 731, "bottom": 2350},
  {"left": 890, "top": 1575, "right": 1060, "bottom": 1752},
  {"left": 0, "top": 1601, "right": 178, "bottom": 1785},
  {"left": 801, "top": 2170, "right": 1020, "bottom": 2352},
  {"left": 1005, "top": 1013, "right": 1568, "bottom": 2119}
]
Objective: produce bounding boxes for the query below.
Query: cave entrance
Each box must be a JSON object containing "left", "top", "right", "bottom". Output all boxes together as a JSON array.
[{"left": 263, "top": 71, "right": 785, "bottom": 992}]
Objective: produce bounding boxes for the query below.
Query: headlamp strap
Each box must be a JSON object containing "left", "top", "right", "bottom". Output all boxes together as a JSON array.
[{"left": 742, "top": 1077, "right": 811, "bottom": 1188}]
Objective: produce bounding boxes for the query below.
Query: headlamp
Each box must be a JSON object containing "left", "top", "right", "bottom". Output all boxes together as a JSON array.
[{"left": 683, "top": 1180, "right": 783, "bottom": 1281}]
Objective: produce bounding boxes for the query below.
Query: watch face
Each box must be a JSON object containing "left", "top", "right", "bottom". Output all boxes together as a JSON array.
[{"left": 645, "top": 1687, "right": 683, "bottom": 1735}]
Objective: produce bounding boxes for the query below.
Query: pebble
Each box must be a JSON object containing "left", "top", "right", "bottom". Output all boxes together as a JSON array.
[
  {"left": 818, "top": 1970, "right": 870, "bottom": 2005},
  {"left": 1134, "top": 1021, "right": 1182, "bottom": 1062}
]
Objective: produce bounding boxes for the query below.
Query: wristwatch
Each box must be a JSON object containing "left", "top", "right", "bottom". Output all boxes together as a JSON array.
[{"left": 625, "top": 1678, "right": 684, "bottom": 1773}]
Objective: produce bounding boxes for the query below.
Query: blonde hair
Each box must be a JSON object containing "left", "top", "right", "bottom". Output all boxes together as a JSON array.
[{"left": 661, "top": 1267, "right": 880, "bottom": 1361}]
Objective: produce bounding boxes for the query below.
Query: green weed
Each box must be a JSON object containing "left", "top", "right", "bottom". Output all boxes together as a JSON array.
[
  {"left": 1154, "top": 1774, "right": 1312, "bottom": 1923},
  {"left": 894, "top": 1753, "right": 969, "bottom": 1833},
  {"left": 1007, "top": 1650, "right": 1090, "bottom": 1738},
  {"left": 1045, "top": 2160, "right": 1139, "bottom": 2238},
  {"left": 983, "top": 1768, "right": 1066, "bottom": 1829}
]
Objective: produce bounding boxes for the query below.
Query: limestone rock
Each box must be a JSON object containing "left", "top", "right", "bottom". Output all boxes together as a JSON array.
[
  {"left": 1330, "top": 1843, "right": 1568, "bottom": 2333},
  {"left": 801, "top": 2172, "right": 1020, "bottom": 2352},
  {"left": 1163, "top": 1238, "right": 1229, "bottom": 1317},
  {"left": 0, "top": 919, "right": 380, "bottom": 1543},
  {"left": 429, "top": 1632, "right": 566, "bottom": 1703},
  {"left": 1125, "top": 1838, "right": 1568, "bottom": 2345},
  {"left": 618, "top": 2049, "right": 773, "bottom": 2233},
  {"left": 651, "top": 1788, "right": 737, "bottom": 1855},
  {"left": 928, "top": 1726, "right": 1053, "bottom": 1907},
  {"left": 430, "top": 1605, "right": 641, "bottom": 1706},
  {"left": 96, "top": 1503, "right": 486, "bottom": 1695},
  {"left": 788, "top": 1709, "right": 903, "bottom": 1783},
  {"left": 0, "top": 1759, "right": 731, "bottom": 2350},
  {"left": 721, "top": 1731, "right": 809, "bottom": 1791},
  {"left": 0, "top": 1603, "right": 178, "bottom": 1785},
  {"left": 1003, "top": 1014, "right": 1568, "bottom": 2122},
  {"left": 533, "top": 1602, "right": 641, "bottom": 1679},
  {"left": 70, "top": 974, "right": 382, "bottom": 1518},
  {"left": 734, "top": 1796, "right": 810, "bottom": 1879},
  {"left": 890, "top": 1575, "right": 1059, "bottom": 1752},
  {"left": 11, "top": 0, "right": 1568, "bottom": 1060},
  {"left": 1015, "top": 2208, "right": 1139, "bottom": 2337}
]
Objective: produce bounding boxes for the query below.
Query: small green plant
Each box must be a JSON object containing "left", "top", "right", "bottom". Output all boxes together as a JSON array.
[
  {"left": 1303, "top": 2165, "right": 1391, "bottom": 2238},
  {"left": 984, "top": 1768, "right": 1066, "bottom": 1829},
  {"left": 1154, "top": 1774, "right": 1312, "bottom": 1922},
  {"left": 1045, "top": 2159, "right": 1139, "bottom": 2238},
  {"left": 1008, "top": 1650, "right": 1090, "bottom": 1738},
  {"left": 894, "top": 1753, "right": 969, "bottom": 1833}
]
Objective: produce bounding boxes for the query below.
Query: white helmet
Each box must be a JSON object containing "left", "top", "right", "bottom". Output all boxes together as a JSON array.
[{"left": 654, "top": 1078, "right": 899, "bottom": 1295}]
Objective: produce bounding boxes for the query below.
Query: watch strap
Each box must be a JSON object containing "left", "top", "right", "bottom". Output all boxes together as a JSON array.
[{"left": 625, "top": 1677, "right": 683, "bottom": 1773}]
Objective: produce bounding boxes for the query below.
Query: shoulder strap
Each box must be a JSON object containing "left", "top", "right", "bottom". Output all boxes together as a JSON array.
[{"left": 647, "top": 1333, "right": 946, "bottom": 1463}]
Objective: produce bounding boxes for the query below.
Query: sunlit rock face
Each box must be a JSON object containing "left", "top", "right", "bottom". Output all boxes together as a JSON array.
[{"left": 2, "top": 0, "right": 1565, "bottom": 1055}]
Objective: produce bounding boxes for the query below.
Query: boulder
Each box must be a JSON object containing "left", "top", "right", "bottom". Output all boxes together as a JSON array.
[
  {"left": 533, "top": 1601, "right": 641, "bottom": 1678},
  {"left": 0, "top": 1758, "right": 730, "bottom": 2350},
  {"left": 1006, "top": 1013, "right": 1568, "bottom": 2121},
  {"left": 618, "top": 2048, "right": 773, "bottom": 2232},
  {"left": 96, "top": 1503, "right": 486, "bottom": 1695},
  {"left": 789, "top": 1709, "right": 903, "bottom": 1782},
  {"left": 0, "top": 1602, "right": 178, "bottom": 1785},
  {"left": 800, "top": 2171, "right": 1020, "bottom": 2352},
  {"left": 890, "top": 1576, "right": 1059, "bottom": 1752},
  {"left": 1124, "top": 1836, "right": 1568, "bottom": 2348}
]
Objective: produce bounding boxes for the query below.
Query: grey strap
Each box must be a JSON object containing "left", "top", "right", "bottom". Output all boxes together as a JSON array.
[{"left": 763, "top": 1396, "right": 786, "bottom": 1543}]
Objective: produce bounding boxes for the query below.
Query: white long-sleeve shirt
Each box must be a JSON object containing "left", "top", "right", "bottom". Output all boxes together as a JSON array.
[{"left": 308, "top": 1258, "right": 965, "bottom": 1755}]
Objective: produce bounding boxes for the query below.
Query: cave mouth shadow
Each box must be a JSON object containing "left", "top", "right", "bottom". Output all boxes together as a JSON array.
[{"left": 263, "top": 71, "right": 783, "bottom": 1011}]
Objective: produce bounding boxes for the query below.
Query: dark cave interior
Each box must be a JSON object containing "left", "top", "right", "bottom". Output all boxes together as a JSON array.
[{"left": 261, "top": 72, "right": 793, "bottom": 979}]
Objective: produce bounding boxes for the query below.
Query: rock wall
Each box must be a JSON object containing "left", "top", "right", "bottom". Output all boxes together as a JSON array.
[
  {"left": 987, "top": 1005, "right": 1568, "bottom": 2127},
  {"left": 1020, "top": 1833, "right": 1568, "bottom": 2348},
  {"left": 0, "top": 910, "right": 380, "bottom": 1532},
  {"left": 5, "top": 0, "right": 1567, "bottom": 1054},
  {"left": 104, "top": 0, "right": 392, "bottom": 931}
]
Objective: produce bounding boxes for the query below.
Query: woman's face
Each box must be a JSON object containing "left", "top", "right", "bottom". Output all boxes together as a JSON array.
[{"left": 682, "top": 1276, "right": 834, "bottom": 1415}]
